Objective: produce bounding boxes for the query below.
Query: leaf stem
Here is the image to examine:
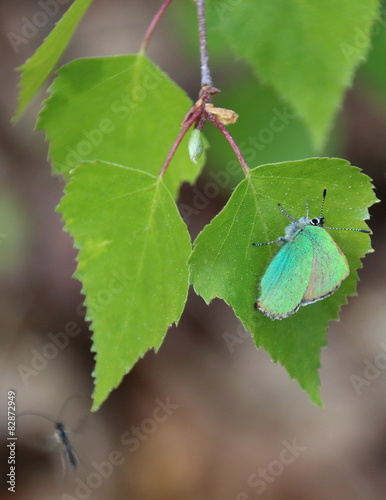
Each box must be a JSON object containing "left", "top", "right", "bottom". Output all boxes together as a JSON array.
[
  {"left": 196, "top": 0, "right": 212, "bottom": 86},
  {"left": 157, "top": 0, "right": 249, "bottom": 180},
  {"left": 158, "top": 107, "right": 202, "bottom": 179},
  {"left": 207, "top": 114, "right": 250, "bottom": 177},
  {"left": 140, "top": 0, "right": 174, "bottom": 53}
]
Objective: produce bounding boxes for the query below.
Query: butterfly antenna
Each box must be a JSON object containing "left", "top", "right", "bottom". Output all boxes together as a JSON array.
[
  {"left": 278, "top": 203, "right": 297, "bottom": 221},
  {"left": 320, "top": 188, "right": 327, "bottom": 217},
  {"left": 252, "top": 238, "right": 283, "bottom": 247},
  {"left": 323, "top": 225, "right": 370, "bottom": 233},
  {"left": 320, "top": 188, "right": 370, "bottom": 233}
]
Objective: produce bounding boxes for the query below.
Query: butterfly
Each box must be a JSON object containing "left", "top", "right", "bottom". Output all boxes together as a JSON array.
[{"left": 253, "top": 189, "right": 370, "bottom": 320}]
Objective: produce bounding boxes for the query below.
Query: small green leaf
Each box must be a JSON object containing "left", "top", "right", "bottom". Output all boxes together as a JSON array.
[
  {"left": 13, "top": 0, "right": 94, "bottom": 120},
  {"left": 189, "top": 158, "right": 377, "bottom": 404},
  {"left": 188, "top": 129, "right": 205, "bottom": 164},
  {"left": 37, "top": 54, "right": 205, "bottom": 197},
  {"left": 58, "top": 161, "right": 191, "bottom": 410},
  {"left": 206, "top": 0, "right": 380, "bottom": 149}
]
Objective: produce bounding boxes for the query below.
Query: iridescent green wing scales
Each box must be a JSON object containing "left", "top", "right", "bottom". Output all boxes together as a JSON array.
[
  {"left": 257, "top": 233, "right": 314, "bottom": 319},
  {"left": 301, "top": 226, "right": 349, "bottom": 305}
]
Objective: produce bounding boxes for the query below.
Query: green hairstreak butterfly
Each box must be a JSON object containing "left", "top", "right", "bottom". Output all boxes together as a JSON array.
[{"left": 252, "top": 189, "right": 370, "bottom": 320}]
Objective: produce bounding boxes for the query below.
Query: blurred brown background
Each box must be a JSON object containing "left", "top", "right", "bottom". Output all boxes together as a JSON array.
[{"left": 1, "top": 1, "right": 386, "bottom": 499}]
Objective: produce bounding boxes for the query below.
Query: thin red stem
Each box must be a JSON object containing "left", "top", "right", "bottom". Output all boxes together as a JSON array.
[
  {"left": 158, "top": 108, "right": 202, "bottom": 178},
  {"left": 140, "top": 0, "right": 174, "bottom": 53},
  {"left": 208, "top": 114, "right": 250, "bottom": 177}
]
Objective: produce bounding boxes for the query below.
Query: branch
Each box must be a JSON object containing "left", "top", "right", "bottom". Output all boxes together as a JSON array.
[
  {"left": 207, "top": 114, "right": 250, "bottom": 177},
  {"left": 140, "top": 0, "right": 174, "bottom": 53},
  {"left": 196, "top": 0, "right": 212, "bottom": 87},
  {"left": 158, "top": 107, "right": 202, "bottom": 178}
]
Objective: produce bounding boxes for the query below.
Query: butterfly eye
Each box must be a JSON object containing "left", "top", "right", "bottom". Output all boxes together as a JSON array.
[{"left": 311, "top": 217, "right": 324, "bottom": 226}]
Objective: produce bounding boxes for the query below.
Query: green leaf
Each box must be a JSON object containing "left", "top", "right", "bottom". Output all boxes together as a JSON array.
[
  {"left": 58, "top": 161, "right": 191, "bottom": 410},
  {"left": 189, "top": 158, "right": 377, "bottom": 405},
  {"left": 202, "top": 74, "right": 317, "bottom": 191},
  {"left": 358, "top": 11, "right": 386, "bottom": 99},
  {"left": 13, "top": 0, "right": 94, "bottom": 120},
  {"left": 37, "top": 54, "right": 205, "bottom": 198},
  {"left": 206, "top": 0, "right": 380, "bottom": 149}
]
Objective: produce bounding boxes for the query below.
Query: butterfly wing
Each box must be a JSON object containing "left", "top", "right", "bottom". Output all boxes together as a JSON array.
[
  {"left": 257, "top": 232, "right": 314, "bottom": 319},
  {"left": 301, "top": 226, "right": 349, "bottom": 305}
]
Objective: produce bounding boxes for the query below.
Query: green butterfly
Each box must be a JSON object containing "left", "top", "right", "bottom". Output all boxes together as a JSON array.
[{"left": 253, "top": 189, "right": 370, "bottom": 320}]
